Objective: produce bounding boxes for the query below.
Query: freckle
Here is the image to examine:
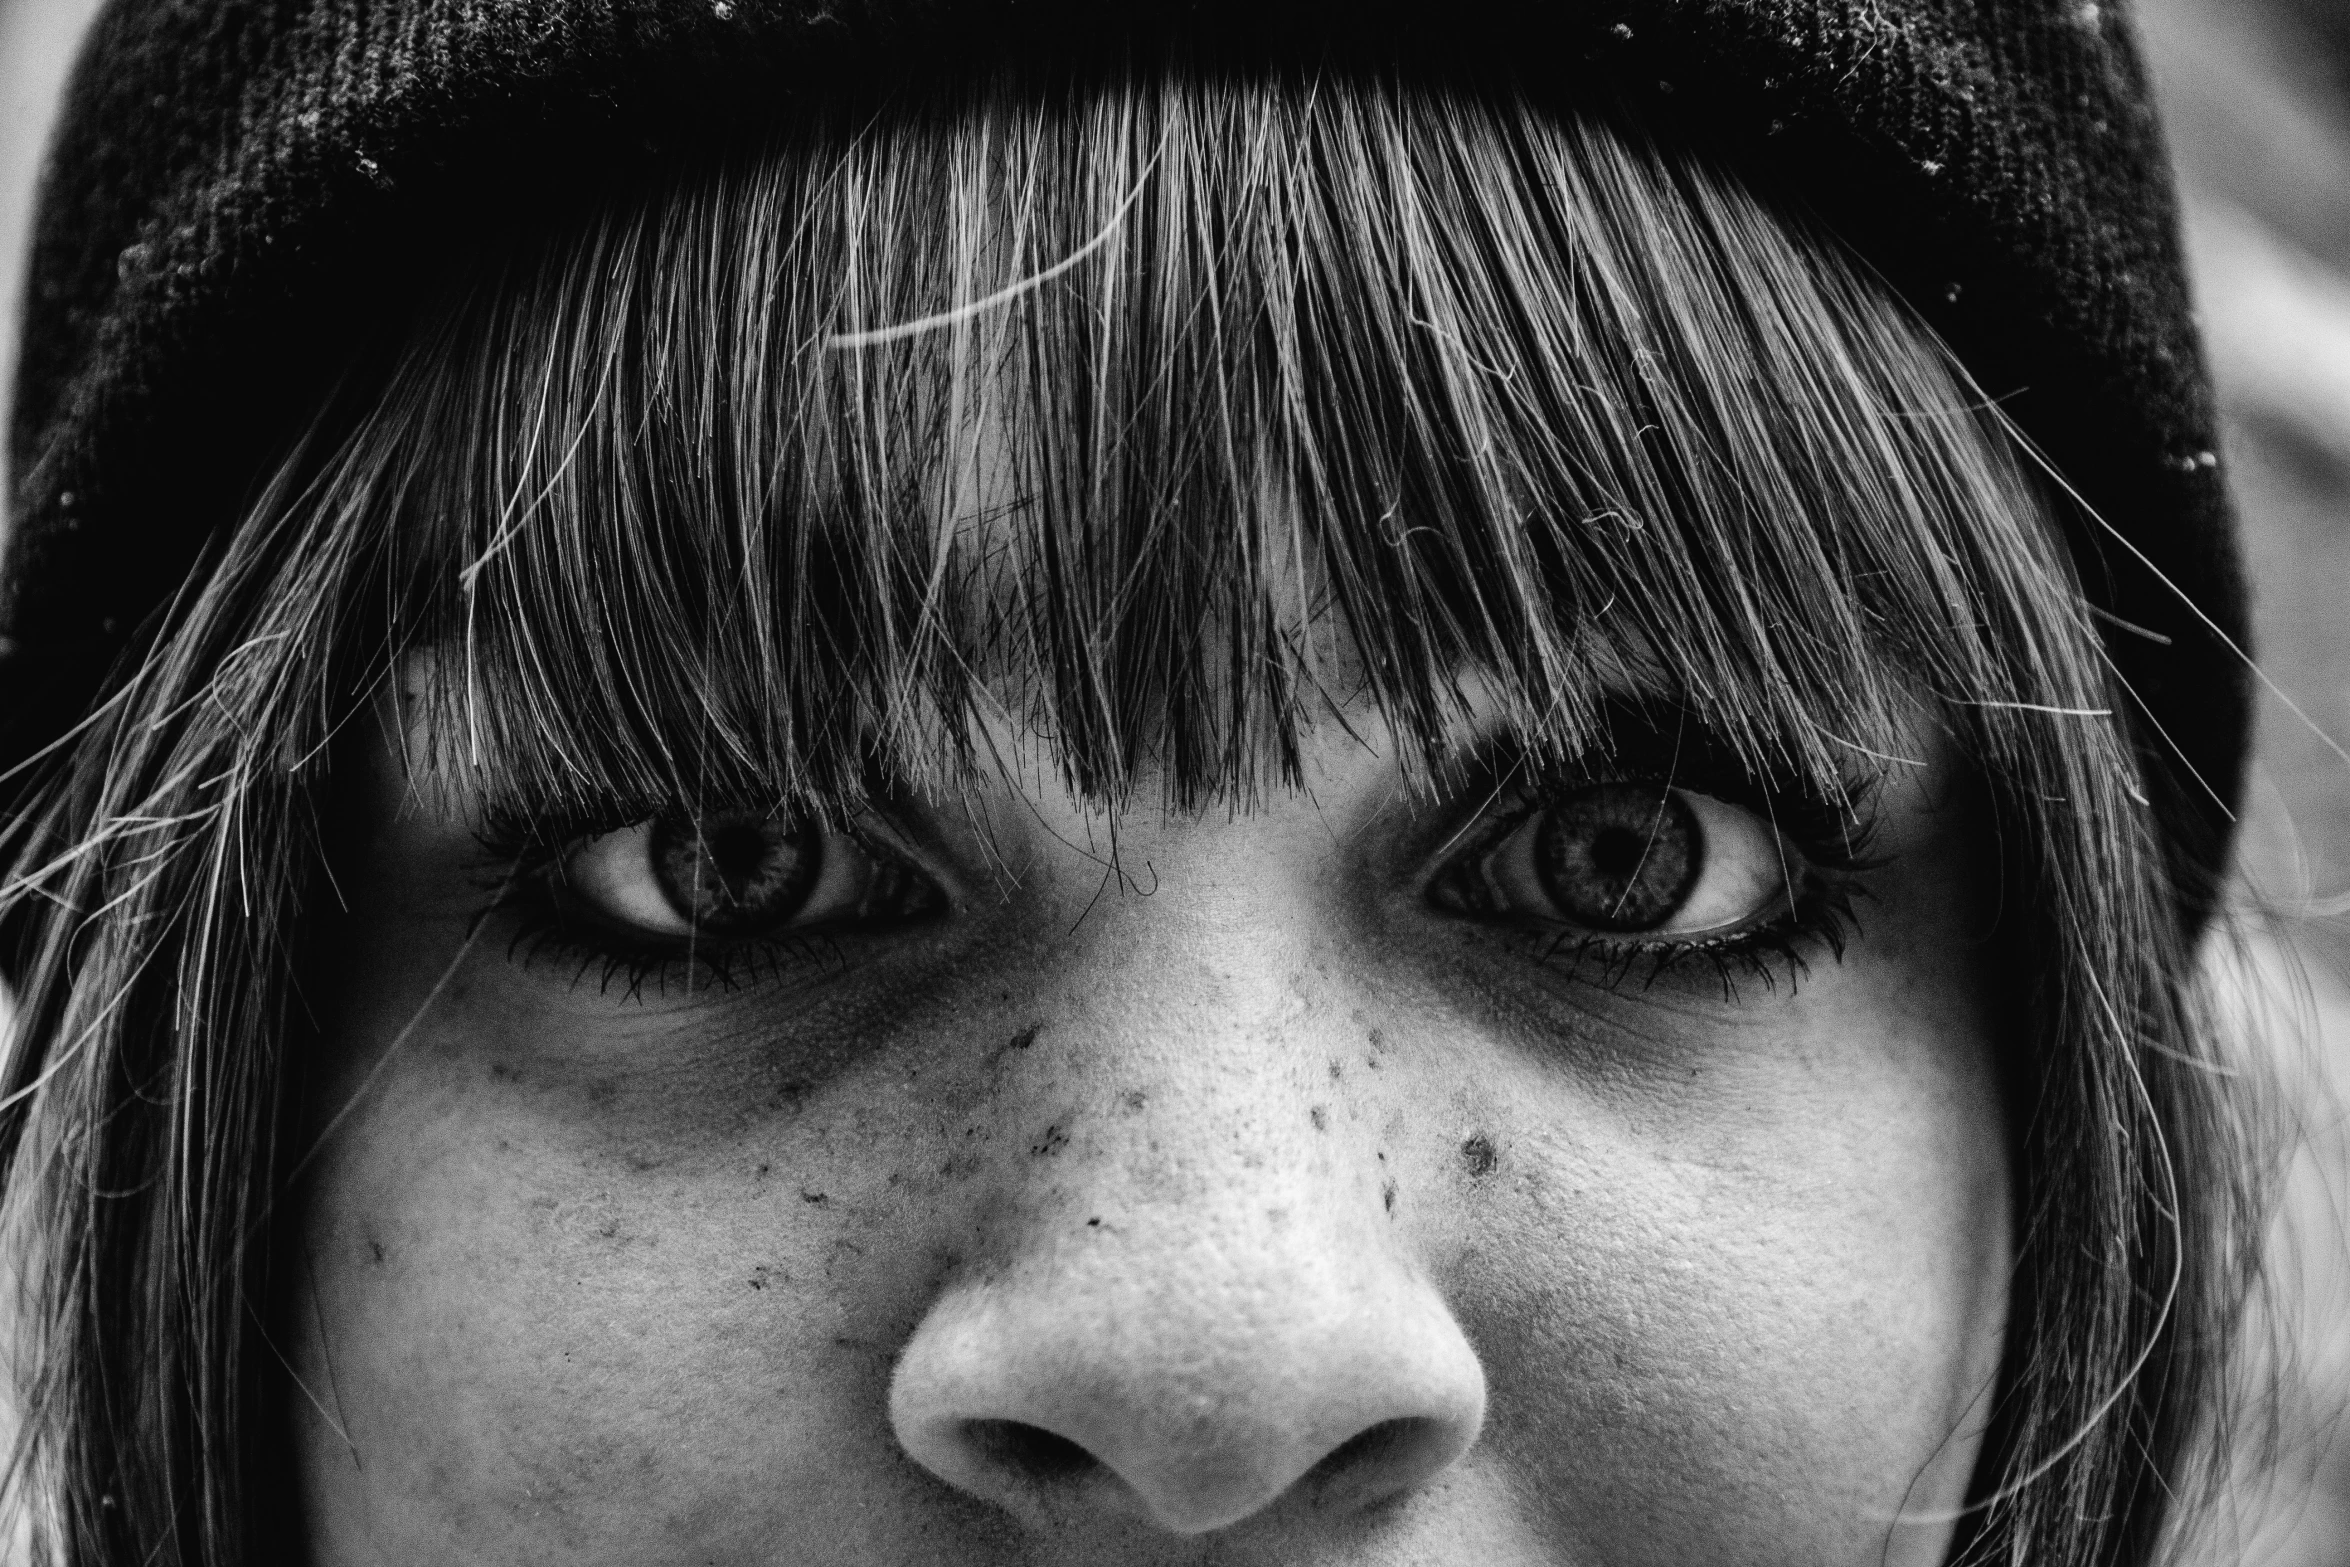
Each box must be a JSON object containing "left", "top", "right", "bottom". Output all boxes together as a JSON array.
[
  {"left": 756, "top": 1163, "right": 771, "bottom": 1177},
  {"left": 1366, "top": 1027, "right": 1387, "bottom": 1053},
  {"left": 368, "top": 1241, "right": 385, "bottom": 1265},
  {"left": 1382, "top": 1178, "right": 1398, "bottom": 1215},
  {"left": 1121, "top": 1089, "right": 1148, "bottom": 1113},
  {"left": 1310, "top": 1105, "right": 1329, "bottom": 1132},
  {"left": 1461, "top": 1133, "right": 1499, "bottom": 1179},
  {"left": 800, "top": 1189, "right": 830, "bottom": 1205},
  {"left": 1031, "top": 1124, "right": 1069, "bottom": 1158},
  {"left": 1328, "top": 1058, "right": 1344, "bottom": 1081},
  {"left": 989, "top": 1024, "right": 1042, "bottom": 1067},
  {"left": 1087, "top": 1217, "right": 1102, "bottom": 1228},
  {"left": 586, "top": 1079, "right": 618, "bottom": 1108}
]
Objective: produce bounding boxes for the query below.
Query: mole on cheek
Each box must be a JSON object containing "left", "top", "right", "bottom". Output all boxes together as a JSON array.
[{"left": 1461, "top": 1133, "right": 1499, "bottom": 1179}]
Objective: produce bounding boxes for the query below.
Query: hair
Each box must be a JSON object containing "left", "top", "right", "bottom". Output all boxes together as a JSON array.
[{"left": 0, "top": 62, "right": 2257, "bottom": 1566}]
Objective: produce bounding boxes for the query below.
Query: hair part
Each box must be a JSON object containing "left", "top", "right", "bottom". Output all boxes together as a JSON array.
[{"left": 0, "top": 64, "right": 2257, "bottom": 1565}]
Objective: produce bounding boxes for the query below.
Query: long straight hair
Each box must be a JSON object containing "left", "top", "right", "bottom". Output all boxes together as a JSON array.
[{"left": 0, "top": 65, "right": 2255, "bottom": 1564}]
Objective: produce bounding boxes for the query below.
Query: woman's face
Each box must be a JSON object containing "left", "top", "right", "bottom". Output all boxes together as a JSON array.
[{"left": 292, "top": 653, "right": 2012, "bottom": 1566}]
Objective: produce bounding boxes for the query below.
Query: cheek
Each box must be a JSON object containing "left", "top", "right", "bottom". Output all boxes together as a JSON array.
[
  {"left": 1449, "top": 963, "right": 2010, "bottom": 1557},
  {"left": 288, "top": 1015, "right": 1004, "bottom": 1562}
]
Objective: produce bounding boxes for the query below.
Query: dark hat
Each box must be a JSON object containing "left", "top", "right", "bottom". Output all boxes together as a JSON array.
[{"left": 2, "top": 0, "right": 2249, "bottom": 923}]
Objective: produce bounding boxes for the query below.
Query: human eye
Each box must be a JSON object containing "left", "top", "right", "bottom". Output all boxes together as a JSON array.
[
  {"left": 1424, "top": 740, "right": 1872, "bottom": 992},
  {"left": 482, "top": 806, "right": 948, "bottom": 997}
]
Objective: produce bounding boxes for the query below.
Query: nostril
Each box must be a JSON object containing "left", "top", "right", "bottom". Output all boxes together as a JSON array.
[
  {"left": 1303, "top": 1416, "right": 1455, "bottom": 1513},
  {"left": 963, "top": 1419, "right": 1101, "bottom": 1485},
  {"left": 1308, "top": 1416, "right": 1423, "bottom": 1478}
]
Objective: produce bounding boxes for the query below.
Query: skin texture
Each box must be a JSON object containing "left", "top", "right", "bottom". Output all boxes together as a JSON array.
[{"left": 288, "top": 678, "right": 2013, "bottom": 1566}]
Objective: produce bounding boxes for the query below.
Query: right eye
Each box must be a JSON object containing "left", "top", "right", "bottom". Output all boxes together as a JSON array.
[{"left": 559, "top": 809, "right": 943, "bottom": 941}]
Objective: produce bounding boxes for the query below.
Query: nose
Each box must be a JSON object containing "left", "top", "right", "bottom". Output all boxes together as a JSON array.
[{"left": 888, "top": 1207, "right": 1487, "bottom": 1534}]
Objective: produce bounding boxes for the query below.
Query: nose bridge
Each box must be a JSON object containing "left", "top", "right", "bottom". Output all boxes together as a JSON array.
[
  {"left": 984, "top": 888, "right": 1395, "bottom": 1329},
  {"left": 887, "top": 888, "right": 1487, "bottom": 1536},
  {"left": 994, "top": 900, "right": 1378, "bottom": 1263}
]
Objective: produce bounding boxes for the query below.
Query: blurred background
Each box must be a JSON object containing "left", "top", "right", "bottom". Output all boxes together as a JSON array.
[
  {"left": 1, "top": 0, "right": 2347, "bottom": 1559},
  {"left": 2141, "top": 1, "right": 2350, "bottom": 1560}
]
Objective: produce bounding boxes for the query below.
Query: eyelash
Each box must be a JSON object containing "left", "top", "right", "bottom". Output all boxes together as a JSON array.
[
  {"left": 464, "top": 747, "right": 1882, "bottom": 1005},
  {"left": 504, "top": 908, "right": 854, "bottom": 1002}
]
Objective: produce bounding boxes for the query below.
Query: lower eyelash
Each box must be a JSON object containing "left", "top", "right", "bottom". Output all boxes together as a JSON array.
[
  {"left": 465, "top": 840, "right": 851, "bottom": 1003},
  {"left": 498, "top": 904, "right": 856, "bottom": 1002},
  {"left": 1532, "top": 872, "right": 1866, "bottom": 1002}
]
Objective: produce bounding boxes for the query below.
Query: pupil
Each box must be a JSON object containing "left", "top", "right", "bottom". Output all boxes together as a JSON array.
[
  {"left": 706, "top": 822, "right": 771, "bottom": 892},
  {"left": 651, "top": 812, "right": 819, "bottom": 932},
  {"left": 1588, "top": 827, "right": 1647, "bottom": 879}
]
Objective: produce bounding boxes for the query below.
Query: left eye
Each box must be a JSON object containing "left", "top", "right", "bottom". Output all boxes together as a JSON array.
[
  {"left": 558, "top": 810, "right": 942, "bottom": 940},
  {"left": 1434, "top": 782, "right": 1796, "bottom": 938}
]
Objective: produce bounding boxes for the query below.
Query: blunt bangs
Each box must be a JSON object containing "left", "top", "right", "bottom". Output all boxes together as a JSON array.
[{"left": 344, "top": 69, "right": 2105, "bottom": 833}]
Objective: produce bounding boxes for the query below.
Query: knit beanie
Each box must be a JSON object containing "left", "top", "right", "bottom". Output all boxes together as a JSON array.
[{"left": 2, "top": 0, "right": 2249, "bottom": 924}]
